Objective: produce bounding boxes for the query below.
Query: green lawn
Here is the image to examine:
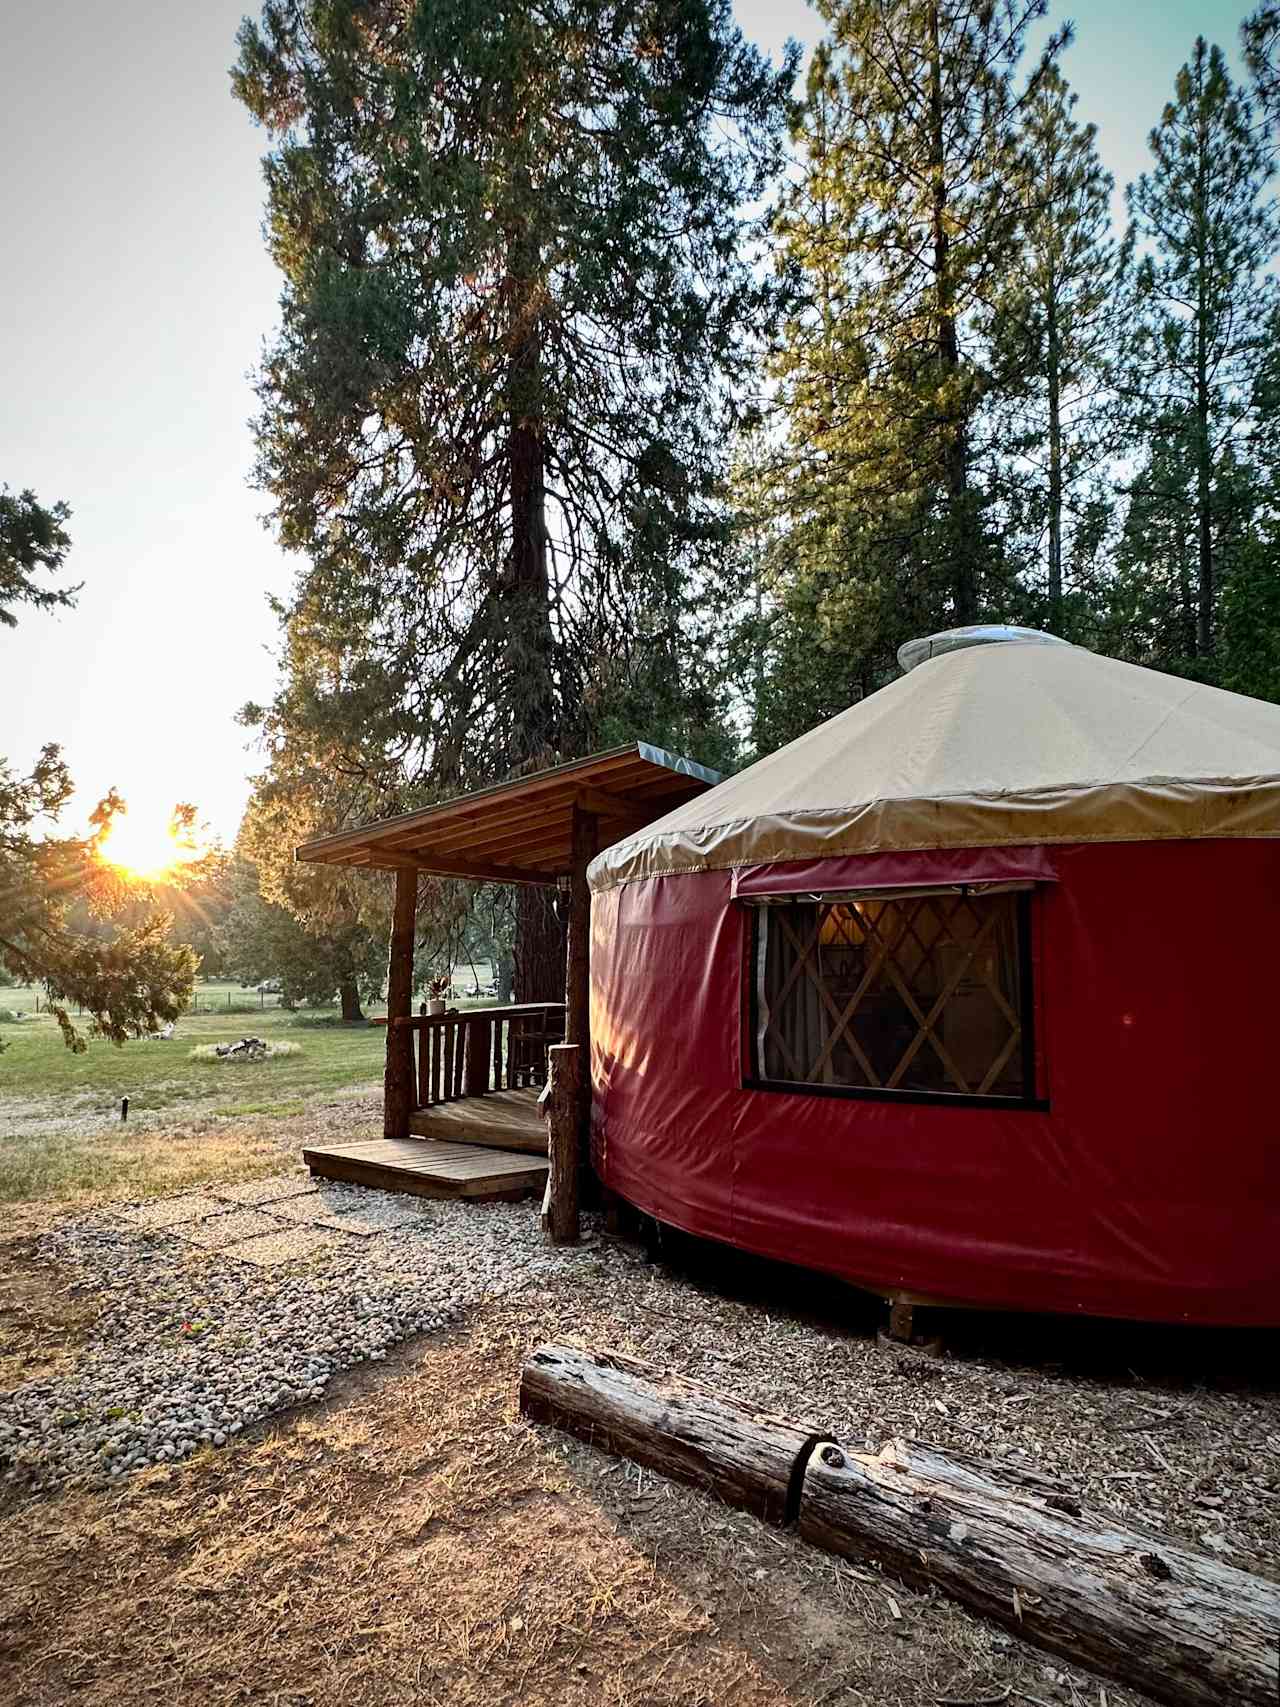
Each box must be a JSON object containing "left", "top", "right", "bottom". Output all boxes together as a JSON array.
[
  {"left": 0, "top": 987, "right": 391, "bottom": 1208},
  {"left": 0, "top": 990, "right": 387, "bottom": 1115},
  {"left": 0, "top": 983, "right": 508, "bottom": 1208}
]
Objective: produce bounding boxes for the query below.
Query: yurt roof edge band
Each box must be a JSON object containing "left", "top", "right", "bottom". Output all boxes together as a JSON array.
[
  {"left": 587, "top": 776, "right": 1280, "bottom": 890},
  {"left": 587, "top": 642, "right": 1280, "bottom": 891}
]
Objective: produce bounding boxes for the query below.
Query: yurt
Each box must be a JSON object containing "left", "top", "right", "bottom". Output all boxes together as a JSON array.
[{"left": 586, "top": 628, "right": 1280, "bottom": 1327}]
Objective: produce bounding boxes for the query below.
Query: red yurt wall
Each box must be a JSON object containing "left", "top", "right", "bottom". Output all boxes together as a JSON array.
[{"left": 589, "top": 838, "right": 1280, "bottom": 1326}]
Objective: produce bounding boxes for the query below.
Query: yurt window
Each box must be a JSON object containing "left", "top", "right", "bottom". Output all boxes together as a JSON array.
[{"left": 749, "top": 888, "right": 1035, "bottom": 1105}]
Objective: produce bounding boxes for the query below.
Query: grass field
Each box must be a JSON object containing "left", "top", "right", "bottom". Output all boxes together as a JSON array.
[
  {"left": 0, "top": 984, "right": 386, "bottom": 1110},
  {"left": 0, "top": 980, "right": 510, "bottom": 1208},
  {"left": 0, "top": 983, "right": 395, "bottom": 1207}
]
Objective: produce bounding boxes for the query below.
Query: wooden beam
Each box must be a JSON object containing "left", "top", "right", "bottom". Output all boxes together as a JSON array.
[
  {"left": 383, "top": 867, "right": 417, "bottom": 1139},
  {"left": 572, "top": 784, "right": 644, "bottom": 818},
  {"left": 410, "top": 855, "right": 559, "bottom": 886},
  {"left": 564, "top": 805, "right": 596, "bottom": 1168},
  {"left": 565, "top": 806, "right": 596, "bottom": 1049}
]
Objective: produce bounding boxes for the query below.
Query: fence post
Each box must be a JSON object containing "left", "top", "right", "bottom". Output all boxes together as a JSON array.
[{"left": 540, "top": 1043, "right": 580, "bottom": 1246}]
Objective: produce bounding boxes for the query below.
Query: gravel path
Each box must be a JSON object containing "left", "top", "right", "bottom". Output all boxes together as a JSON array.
[
  {"left": 0, "top": 1174, "right": 585, "bottom": 1493},
  {"left": 3, "top": 1170, "right": 1278, "bottom": 1589}
]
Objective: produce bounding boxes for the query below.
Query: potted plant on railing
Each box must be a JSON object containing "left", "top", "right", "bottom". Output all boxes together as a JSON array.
[{"left": 423, "top": 974, "right": 451, "bottom": 1017}]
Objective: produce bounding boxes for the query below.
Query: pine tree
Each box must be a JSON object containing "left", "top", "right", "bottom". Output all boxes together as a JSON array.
[
  {"left": 988, "top": 65, "right": 1124, "bottom": 635},
  {"left": 219, "top": 853, "right": 385, "bottom": 1020},
  {"left": 769, "top": 0, "right": 1065, "bottom": 660},
  {"left": 0, "top": 747, "right": 196, "bottom": 1051},
  {"left": 1, "top": 490, "right": 194, "bottom": 1049},
  {"left": 1243, "top": 6, "right": 1279, "bottom": 140},
  {"left": 1124, "top": 38, "right": 1278, "bottom": 662},
  {"left": 0, "top": 486, "right": 77, "bottom": 628},
  {"left": 233, "top": 0, "right": 792, "bottom": 994}
]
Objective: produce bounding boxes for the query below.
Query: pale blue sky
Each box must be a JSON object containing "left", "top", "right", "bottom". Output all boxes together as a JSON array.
[{"left": 0, "top": 0, "right": 1257, "bottom": 843}]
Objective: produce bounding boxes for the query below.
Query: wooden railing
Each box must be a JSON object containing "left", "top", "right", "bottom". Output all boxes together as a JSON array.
[{"left": 391, "top": 1002, "right": 567, "bottom": 1111}]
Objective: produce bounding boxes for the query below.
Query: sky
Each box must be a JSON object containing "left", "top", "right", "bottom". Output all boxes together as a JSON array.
[{"left": 0, "top": 0, "right": 1258, "bottom": 847}]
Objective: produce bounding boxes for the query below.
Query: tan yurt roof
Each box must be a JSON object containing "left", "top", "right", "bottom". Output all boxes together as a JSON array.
[{"left": 588, "top": 631, "right": 1280, "bottom": 891}]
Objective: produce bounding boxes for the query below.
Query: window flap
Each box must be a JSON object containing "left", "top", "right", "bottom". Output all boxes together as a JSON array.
[{"left": 733, "top": 847, "right": 1056, "bottom": 900}]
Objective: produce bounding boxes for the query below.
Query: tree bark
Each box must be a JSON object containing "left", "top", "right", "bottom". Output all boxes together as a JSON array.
[
  {"left": 1195, "top": 275, "right": 1214, "bottom": 659},
  {"left": 519, "top": 1342, "right": 824, "bottom": 1525},
  {"left": 520, "top": 1343, "right": 1280, "bottom": 1707},
  {"left": 339, "top": 976, "right": 364, "bottom": 1024},
  {"left": 1047, "top": 293, "right": 1063, "bottom": 630},
  {"left": 799, "top": 1435, "right": 1280, "bottom": 1707},
  {"left": 383, "top": 867, "right": 417, "bottom": 1138},
  {"left": 514, "top": 887, "right": 564, "bottom": 1001},
  {"left": 504, "top": 185, "right": 566, "bottom": 997},
  {"left": 927, "top": 0, "right": 976, "bottom": 625},
  {"left": 539, "top": 1044, "right": 580, "bottom": 1245}
]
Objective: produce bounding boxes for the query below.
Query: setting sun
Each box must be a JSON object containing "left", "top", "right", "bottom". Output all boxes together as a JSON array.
[{"left": 97, "top": 806, "right": 204, "bottom": 881}]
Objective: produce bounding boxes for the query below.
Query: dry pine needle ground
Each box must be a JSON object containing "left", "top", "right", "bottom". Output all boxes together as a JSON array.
[{"left": 6, "top": 1226, "right": 1276, "bottom": 1707}]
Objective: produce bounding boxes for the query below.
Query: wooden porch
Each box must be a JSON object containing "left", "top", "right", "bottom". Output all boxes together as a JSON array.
[
  {"left": 410, "top": 1086, "right": 544, "bottom": 1152},
  {"left": 294, "top": 743, "right": 722, "bottom": 1225},
  {"left": 305, "top": 1008, "right": 557, "bottom": 1200}
]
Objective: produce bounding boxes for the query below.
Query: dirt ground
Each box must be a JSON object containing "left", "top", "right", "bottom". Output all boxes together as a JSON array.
[{"left": 1, "top": 1245, "right": 1210, "bottom": 1707}]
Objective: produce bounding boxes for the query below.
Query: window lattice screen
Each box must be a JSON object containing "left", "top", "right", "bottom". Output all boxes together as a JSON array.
[{"left": 755, "top": 890, "right": 1030, "bottom": 1101}]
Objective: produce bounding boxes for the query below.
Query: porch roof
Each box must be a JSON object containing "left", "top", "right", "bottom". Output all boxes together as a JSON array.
[{"left": 293, "top": 742, "right": 722, "bottom": 885}]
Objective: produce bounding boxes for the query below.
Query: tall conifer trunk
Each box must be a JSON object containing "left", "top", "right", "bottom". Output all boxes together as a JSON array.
[
  {"left": 1046, "top": 294, "right": 1063, "bottom": 628},
  {"left": 506, "top": 193, "right": 566, "bottom": 1002},
  {"left": 1194, "top": 118, "right": 1213, "bottom": 658},
  {"left": 927, "top": 1, "right": 976, "bottom": 624}
]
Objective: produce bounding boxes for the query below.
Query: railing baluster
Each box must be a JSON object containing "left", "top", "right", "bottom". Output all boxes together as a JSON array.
[{"left": 417, "top": 1027, "right": 429, "bottom": 1111}]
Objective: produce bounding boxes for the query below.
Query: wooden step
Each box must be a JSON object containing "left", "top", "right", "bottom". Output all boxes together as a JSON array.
[{"left": 302, "top": 1137, "right": 549, "bottom": 1202}]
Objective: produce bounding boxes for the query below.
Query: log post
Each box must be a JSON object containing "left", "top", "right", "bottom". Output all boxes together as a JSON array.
[
  {"left": 540, "top": 1043, "right": 580, "bottom": 1245},
  {"left": 565, "top": 804, "right": 597, "bottom": 1156},
  {"left": 463, "top": 1013, "right": 492, "bottom": 1097},
  {"left": 565, "top": 807, "right": 596, "bottom": 1048},
  {"left": 383, "top": 865, "right": 418, "bottom": 1139}
]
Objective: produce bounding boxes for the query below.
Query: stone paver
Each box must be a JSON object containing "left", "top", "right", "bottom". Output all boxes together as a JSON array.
[
  {"left": 178, "top": 1209, "right": 286, "bottom": 1250},
  {"left": 118, "top": 1193, "right": 234, "bottom": 1231},
  {"left": 211, "top": 1178, "right": 318, "bottom": 1208},
  {"left": 229, "top": 1225, "right": 343, "bottom": 1267}
]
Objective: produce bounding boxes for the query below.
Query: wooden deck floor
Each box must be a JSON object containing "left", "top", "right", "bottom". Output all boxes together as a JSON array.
[
  {"left": 303, "top": 1137, "right": 549, "bottom": 1202},
  {"left": 408, "top": 1087, "right": 545, "bottom": 1155}
]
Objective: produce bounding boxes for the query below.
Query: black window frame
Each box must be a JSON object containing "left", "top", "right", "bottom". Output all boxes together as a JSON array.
[{"left": 742, "top": 885, "right": 1046, "bottom": 1112}]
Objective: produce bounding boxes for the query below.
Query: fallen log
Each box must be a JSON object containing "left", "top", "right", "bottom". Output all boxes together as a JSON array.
[
  {"left": 519, "top": 1344, "right": 1280, "bottom": 1707},
  {"left": 518, "top": 1342, "right": 825, "bottom": 1523},
  {"left": 799, "top": 1436, "right": 1280, "bottom": 1707}
]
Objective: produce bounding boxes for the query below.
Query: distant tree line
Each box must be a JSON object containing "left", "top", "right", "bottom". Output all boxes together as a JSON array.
[{"left": 741, "top": 1, "right": 1280, "bottom": 746}]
